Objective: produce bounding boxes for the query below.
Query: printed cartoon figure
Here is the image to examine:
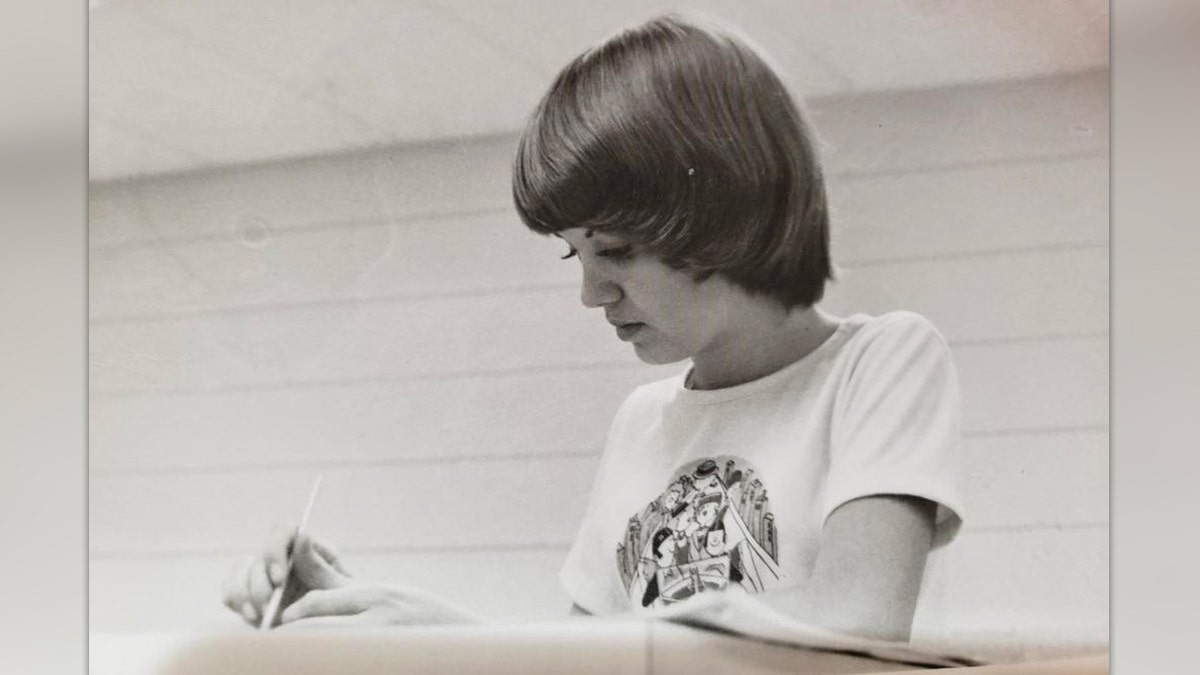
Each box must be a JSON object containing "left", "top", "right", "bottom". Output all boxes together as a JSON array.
[
  {"left": 686, "top": 492, "right": 723, "bottom": 556},
  {"left": 639, "top": 527, "right": 677, "bottom": 607},
  {"left": 702, "top": 519, "right": 726, "bottom": 558},
  {"left": 619, "top": 457, "right": 782, "bottom": 608}
]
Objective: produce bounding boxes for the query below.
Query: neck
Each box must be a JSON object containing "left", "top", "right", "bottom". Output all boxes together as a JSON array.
[{"left": 687, "top": 304, "right": 840, "bottom": 391}]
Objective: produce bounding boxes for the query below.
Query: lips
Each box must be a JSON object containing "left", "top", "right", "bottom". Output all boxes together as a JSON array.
[
  {"left": 608, "top": 318, "right": 645, "bottom": 330},
  {"left": 613, "top": 321, "right": 646, "bottom": 341}
]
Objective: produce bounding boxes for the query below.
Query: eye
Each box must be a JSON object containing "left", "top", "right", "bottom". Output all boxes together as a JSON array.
[{"left": 596, "top": 245, "right": 634, "bottom": 262}]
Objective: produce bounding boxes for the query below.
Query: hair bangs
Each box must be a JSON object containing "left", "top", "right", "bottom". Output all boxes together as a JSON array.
[{"left": 513, "top": 51, "right": 692, "bottom": 242}]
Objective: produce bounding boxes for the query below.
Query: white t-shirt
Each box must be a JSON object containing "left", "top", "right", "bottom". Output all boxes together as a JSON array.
[{"left": 560, "top": 311, "right": 965, "bottom": 614}]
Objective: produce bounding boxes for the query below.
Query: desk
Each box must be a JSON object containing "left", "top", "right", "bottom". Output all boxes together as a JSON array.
[{"left": 89, "top": 621, "right": 1107, "bottom": 674}]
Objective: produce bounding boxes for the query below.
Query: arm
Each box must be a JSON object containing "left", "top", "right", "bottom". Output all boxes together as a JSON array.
[
  {"left": 774, "top": 315, "right": 959, "bottom": 640},
  {"left": 222, "top": 525, "right": 352, "bottom": 627},
  {"left": 223, "top": 527, "right": 481, "bottom": 629},
  {"left": 764, "top": 494, "right": 936, "bottom": 641}
]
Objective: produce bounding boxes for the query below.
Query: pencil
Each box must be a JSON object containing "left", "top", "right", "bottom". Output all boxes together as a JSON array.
[{"left": 259, "top": 473, "right": 324, "bottom": 630}]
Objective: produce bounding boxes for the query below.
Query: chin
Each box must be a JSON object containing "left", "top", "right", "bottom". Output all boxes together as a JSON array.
[{"left": 632, "top": 342, "right": 690, "bottom": 366}]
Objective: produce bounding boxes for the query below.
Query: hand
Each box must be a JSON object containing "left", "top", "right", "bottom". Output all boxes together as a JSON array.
[
  {"left": 277, "top": 583, "right": 483, "bottom": 629},
  {"left": 221, "top": 524, "right": 352, "bottom": 628}
]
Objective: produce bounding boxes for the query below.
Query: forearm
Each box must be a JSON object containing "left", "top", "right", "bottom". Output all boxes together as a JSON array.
[
  {"left": 763, "top": 495, "right": 936, "bottom": 642},
  {"left": 762, "top": 575, "right": 921, "bottom": 641}
]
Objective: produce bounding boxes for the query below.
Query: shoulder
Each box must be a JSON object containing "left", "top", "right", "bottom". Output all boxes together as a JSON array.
[
  {"left": 609, "top": 371, "right": 683, "bottom": 426},
  {"left": 597, "top": 372, "right": 683, "bottom": 468},
  {"left": 841, "top": 311, "right": 951, "bottom": 361},
  {"left": 830, "top": 311, "right": 958, "bottom": 397},
  {"left": 852, "top": 310, "right": 946, "bottom": 343}
]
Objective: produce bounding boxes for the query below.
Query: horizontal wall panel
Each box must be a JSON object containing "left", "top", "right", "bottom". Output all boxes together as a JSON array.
[
  {"left": 815, "top": 72, "right": 1108, "bottom": 175},
  {"left": 963, "top": 430, "right": 1108, "bottom": 530},
  {"left": 90, "top": 247, "right": 1106, "bottom": 394},
  {"left": 90, "top": 456, "right": 601, "bottom": 555},
  {"left": 94, "top": 359, "right": 1103, "bottom": 471},
  {"left": 90, "top": 431, "right": 1107, "bottom": 551},
  {"left": 825, "top": 245, "right": 1107, "bottom": 343},
  {"left": 92, "top": 156, "right": 1109, "bottom": 323},
  {"left": 89, "top": 548, "right": 569, "bottom": 633},
  {"left": 829, "top": 155, "right": 1107, "bottom": 263},
  {"left": 92, "top": 410, "right": 1109, "bottom": 539},
  {"left": 89, "top": 135, "right": 520, "bottom": 247},
  {"left": 89, "top": 211, "right": 568, "bottom": 320},
  {"left": 915, "top": 525, "right": 1108, "bottom": 660},
  {"left": 957, "top": 336, "right": 1107, "bottom": 433},
  {"left": 91, "top": 426, "right": 1108, "bottom": 557},
  {"left": 91, "top": 206, "right": 1106, "bottom": 326},
  {"left": 89, "top": 287, "right": 635, "bottom": 394},
  {"left": 89, "top": 364, "right": 667, "bottom": 471},
  {"left": 89, "top": 72, "right": 1106, "bottom": 249},
  {"left": 90, "top": 337, "right": 1107, "bottom": 473}
]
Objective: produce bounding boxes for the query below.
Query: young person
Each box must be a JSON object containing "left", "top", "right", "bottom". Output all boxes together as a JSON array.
[{"left": 222, "top": 14, "right": 963, "bottom": 641}]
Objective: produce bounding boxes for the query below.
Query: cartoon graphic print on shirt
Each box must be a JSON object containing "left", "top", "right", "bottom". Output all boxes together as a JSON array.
[{"left": 616, "top": 457, "right": 784, "bottom": 608}]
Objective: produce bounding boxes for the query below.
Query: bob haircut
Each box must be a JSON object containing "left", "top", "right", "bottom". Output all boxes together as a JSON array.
[{"left": 512, "top": 14, "right": 834, "bottom": 308}]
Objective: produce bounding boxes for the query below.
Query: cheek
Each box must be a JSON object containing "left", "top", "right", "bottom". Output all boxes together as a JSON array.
[{"left": 648, "top": 290, "right": 724, "bottom": 345}]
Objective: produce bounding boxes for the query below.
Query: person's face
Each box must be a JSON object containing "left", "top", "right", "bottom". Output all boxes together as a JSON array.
[
  {"left": 705, "top": 528, "right": 725, "bottom": 556},
  {"left": 655, "top": 534, "right": 677, "bottom": 562},
  {"left": 662, "top": 488, "right": 681, "bottom": 511},
  {"left": 697, "top": 502, "right": 719, "bottom": 527},
  {"left": 557, "top": 228, "right": 742, "bottom": 366}
]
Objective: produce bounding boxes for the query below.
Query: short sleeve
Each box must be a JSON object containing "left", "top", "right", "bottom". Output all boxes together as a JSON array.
[
  {"left": 824, "top": 313, "right": 965, "bottom": 548},
  {"left": 559, "top": 475, "right": 626, "bottom": 614},
  {"left": 558, "top": 387, "right": 651, "bottom": 615}
]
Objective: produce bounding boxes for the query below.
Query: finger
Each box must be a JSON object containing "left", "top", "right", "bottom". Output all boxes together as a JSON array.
[
  {"left": 240, "top": 601, "right": 259, "bottom": 626},
  {"left": 280, "top": 587, "right": 372, "bottom": 624},
  {"left": 263, "top": 523, "right": 297, "bottom": 585},
  {"left": 222, "top": 556, "right": 253, "bottom": 612},
  {"left": 247, "top": 557, "right": 275, "bottom": 610},
  {"left": 309, "top": 537, "right": 352, "bottom": 578},
  {"left": 292, "top": 535, "right": 350, "bottom": 590}
]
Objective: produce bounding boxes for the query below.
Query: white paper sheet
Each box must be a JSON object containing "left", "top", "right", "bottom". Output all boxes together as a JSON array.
[{"left": 637, "top": 592, "right": 983, "bottom": 668}]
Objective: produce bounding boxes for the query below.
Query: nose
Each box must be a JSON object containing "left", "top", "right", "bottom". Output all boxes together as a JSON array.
[{"left": 580, "top": 263, "right": 622, "bottom": 308}]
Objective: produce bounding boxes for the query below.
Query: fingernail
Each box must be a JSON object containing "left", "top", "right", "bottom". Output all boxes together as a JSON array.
[{"left": 269, "top": 563, "right": 285, "bottom": 585}]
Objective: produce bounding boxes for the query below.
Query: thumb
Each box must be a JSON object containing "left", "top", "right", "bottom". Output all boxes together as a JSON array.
[{"left": 291, "top": 534, "right": 351, "bottom": 590}]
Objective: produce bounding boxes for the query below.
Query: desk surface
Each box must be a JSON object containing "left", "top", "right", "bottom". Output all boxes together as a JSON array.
[{"left": 90, "top": 621, "right": 1108, "bottom": 675}]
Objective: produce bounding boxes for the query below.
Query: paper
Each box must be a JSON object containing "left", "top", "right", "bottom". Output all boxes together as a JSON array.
[{"left": 638, "top": 592, "right": 982, "bottom": 668}]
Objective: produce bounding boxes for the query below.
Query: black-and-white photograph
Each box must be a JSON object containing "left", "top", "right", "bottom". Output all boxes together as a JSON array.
[{"left": 88, "top": 2, "right": 1109, "bottom": 672}]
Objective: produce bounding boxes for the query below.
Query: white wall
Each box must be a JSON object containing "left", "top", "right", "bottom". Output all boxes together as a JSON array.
[{"left": 89, "top": 71, "right": 1108, "bottom": 661}]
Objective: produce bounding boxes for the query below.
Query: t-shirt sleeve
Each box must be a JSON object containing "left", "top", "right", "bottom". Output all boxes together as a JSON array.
[
  {"left": 824, "top": 313, "right": 965, "bottom": 547},
  {"left": 558, "top": 469, "right": 624, "bottom": 614},
  {"left": 558, "top": 388, "right": 645, "bottom": 615}
]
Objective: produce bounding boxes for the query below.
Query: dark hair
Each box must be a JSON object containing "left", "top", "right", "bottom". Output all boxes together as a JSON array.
[
  {"left": 651, "top": 527, "right": 675, "bottom": 559},
  {"left": 512, "top": 14, "right": 834, "bottom": 308},
  {"left": 707, "top": 510, "right": 727, "bottom": 534}
]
